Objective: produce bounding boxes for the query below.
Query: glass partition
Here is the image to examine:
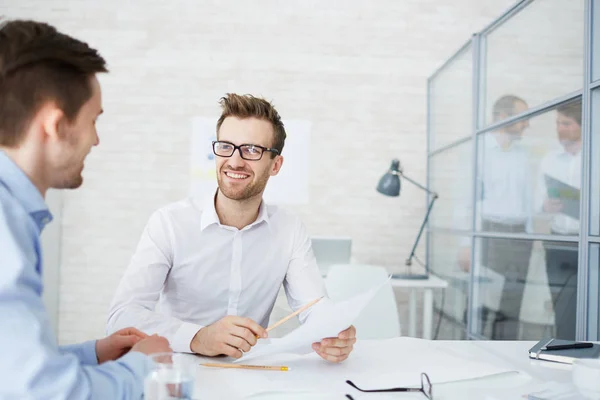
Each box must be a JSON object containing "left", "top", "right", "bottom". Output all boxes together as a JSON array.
[
  {"left": 429, "top": 44, "right": 473, "bottom": 151},
  {"left": 429, "top": 140, "right": 472, "bottom": 230},
  {"left": 482, "top": 0, "right": 584, "bottom": 127},
  {"left": 471, "top": 237, "right": 577, "bottom": 340}
]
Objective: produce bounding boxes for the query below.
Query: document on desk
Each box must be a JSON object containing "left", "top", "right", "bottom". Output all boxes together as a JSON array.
[
  {"left": 237, "top": 277, "right": 390, "bottom": 363},
  {"left": 195, "top": 337, "right": 519, "bottom": 399}
]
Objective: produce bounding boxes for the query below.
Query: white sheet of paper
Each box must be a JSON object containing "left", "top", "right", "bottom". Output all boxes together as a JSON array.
[
  {"left": 192, "top": 337, "right": 520, "bottom": 399},
  {"left": 237, "top": 277, "right": 390, "bottom": 363}
]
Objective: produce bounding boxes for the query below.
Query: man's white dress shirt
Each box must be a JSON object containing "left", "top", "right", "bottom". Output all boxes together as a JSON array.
[
  {"left": 107, "top": 194, "right": 327, "bottom": 352},
  {"left": 536, "top": 148, "right": 581, "bottom": 235},
  {"left": 478, "top": 133, "right": 533, "bottom": 228},
  {"left": 455, "top": 133, "right": 533, "bottom": 247}
]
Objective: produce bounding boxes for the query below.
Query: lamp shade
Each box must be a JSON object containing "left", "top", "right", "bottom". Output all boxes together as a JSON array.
[{"left": 376, "top": 159, "right": 401, "bottom": 197}]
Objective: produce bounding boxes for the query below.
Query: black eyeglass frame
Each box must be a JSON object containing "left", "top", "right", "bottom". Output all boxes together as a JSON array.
[
  {"left": 212, "top": 140, "right": 280, "bottom": 161},
  {"left": 345, "top": 372, "right": 432, "bottom": 399}
]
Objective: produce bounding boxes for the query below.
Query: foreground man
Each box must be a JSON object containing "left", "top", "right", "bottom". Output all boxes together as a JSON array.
[{"left": 0, "top": 19, "right": 171, "bottom": 399}]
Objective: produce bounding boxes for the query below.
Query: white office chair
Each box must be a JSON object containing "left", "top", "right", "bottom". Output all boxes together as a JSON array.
[{"left": 326, "top": 264, "right": 401, "bottom": 339}]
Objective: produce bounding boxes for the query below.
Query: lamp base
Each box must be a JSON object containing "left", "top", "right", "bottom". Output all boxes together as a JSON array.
[{"left": 390, "top": 272, "right": 429, "bottom": 280}]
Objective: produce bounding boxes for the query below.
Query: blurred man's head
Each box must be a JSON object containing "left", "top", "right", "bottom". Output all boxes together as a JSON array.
[
  {"left": 492, "top": 95, "right": 529, "bottom": 140},
  {"left": 556, "top": 101, "right": 582, "bottom": 151},
  {"left": 0, "top": 19, "right": 107, "bottom": 192},
  {"left": 214, "top": 94, "right": 285, "bottom": 202}
]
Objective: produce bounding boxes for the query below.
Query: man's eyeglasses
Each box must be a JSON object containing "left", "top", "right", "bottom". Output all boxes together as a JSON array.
[
  {"left": 212, "top": 140, "right": 280, "bottom": 161},
  {"left": 345, "top": 372, "right": 432, "bottom": 399}
]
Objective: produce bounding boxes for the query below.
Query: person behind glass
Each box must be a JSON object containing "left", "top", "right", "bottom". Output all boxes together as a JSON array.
[
  {"left": 535, "top": 101, "right": 582, "bottom": 340},
  {"left": 0, "top": 20, "right": 172, "bottom": 399},
  {"left": 458, "top": 95, "right": 534, "bottom": 339},
  {"left": 107, "top": 94, "right": 356, "bottom": 363}
]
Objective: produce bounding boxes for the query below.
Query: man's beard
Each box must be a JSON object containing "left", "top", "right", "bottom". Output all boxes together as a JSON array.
[
  {"left": 55, "top": 166, "right": 84, "bottom": 189},
  {"left": 218, "top": 168, "right": 270, "bottom": 201}
]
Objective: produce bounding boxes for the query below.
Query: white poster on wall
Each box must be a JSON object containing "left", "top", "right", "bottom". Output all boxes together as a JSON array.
[{"left": 190, "top": 117, "right": 310, "bottom": 204}]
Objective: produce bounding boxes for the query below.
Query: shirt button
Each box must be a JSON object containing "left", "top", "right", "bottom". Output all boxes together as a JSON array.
[{"left": 41, "top": 217, "right": 50, "bottom": 225}]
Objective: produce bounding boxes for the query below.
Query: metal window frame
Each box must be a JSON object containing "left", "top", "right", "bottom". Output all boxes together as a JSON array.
[{"left": 467, "top": 33, "right": 483, "bottom": 339}]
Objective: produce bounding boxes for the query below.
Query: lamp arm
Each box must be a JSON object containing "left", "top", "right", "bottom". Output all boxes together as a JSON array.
[
  {"left": 399, "top": 172, "right": 437, "bottom": 197},
  {"left": 405, "top": 194, "right": 438, "bottom": 266}
]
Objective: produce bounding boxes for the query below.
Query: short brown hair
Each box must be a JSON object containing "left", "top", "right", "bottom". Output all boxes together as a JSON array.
[
  {"left": 557, "top": 101, "right": 582, "bottom": 126},
  {"left": 216, "top": 93, "right": 286, "bottom": 157},
  {"left": 0, "top": 19, "right": 107, "bottom": 147}
]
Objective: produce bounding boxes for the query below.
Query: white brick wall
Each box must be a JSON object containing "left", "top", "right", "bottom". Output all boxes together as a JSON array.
[{"left": 1, "top": 0, "right": 515, "bottom": 344}]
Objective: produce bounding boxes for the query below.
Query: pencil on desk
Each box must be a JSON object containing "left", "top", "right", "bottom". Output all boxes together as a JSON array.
[
  {"left": 201, "top": 363, "right": 289, "bottom": 371},
  {"left": 265, "top": 297, "right": 323, "bottom": 333}
]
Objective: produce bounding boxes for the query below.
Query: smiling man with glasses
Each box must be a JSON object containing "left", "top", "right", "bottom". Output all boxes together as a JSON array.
[{"left": 107, "top": 93, "right": 356, "bottom": 363}]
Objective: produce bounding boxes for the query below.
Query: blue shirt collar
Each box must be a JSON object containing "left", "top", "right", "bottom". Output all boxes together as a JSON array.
[{"left": 0, "top": 151, "right": 53, "bottom": 231}]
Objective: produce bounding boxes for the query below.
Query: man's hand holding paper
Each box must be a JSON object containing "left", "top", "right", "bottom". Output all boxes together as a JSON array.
[
  {"left": 312, "top": 325, "right": 357, "bottom": 363},
  {"left": 238, "top": 278, "right": 387, "bottom": 363}
]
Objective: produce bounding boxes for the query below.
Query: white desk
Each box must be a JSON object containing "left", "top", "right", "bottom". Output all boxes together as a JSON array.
[
  {"left": 187, "top": 339, "right": 581, "bottom": 399},
  {"left": 391, "top": 275, "right": 448, "bottom": 340}
]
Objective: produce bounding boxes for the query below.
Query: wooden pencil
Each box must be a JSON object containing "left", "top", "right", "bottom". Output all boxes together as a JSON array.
[
  {"left": 201, "top": 363, "right": 289, "bottom": 371},
  {"left": 265, "top": 297, "right": 322, "bottom": 333}
]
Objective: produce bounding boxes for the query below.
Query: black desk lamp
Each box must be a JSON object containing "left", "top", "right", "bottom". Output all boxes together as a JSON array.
[{"left": 376, "top": 159, "right": 438, "bottom": 280}]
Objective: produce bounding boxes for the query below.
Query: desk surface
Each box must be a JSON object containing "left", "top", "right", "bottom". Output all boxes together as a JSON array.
[{"left": 189, "top": 339, "right": 582, "bottom": 400}]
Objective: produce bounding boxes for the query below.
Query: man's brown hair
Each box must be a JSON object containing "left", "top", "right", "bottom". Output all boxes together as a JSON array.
[
  {"left": 0, "top": 19, "right": 107, "bottom": 147},
  {"left": 216, "top": 93, "right": 287, "bottom": 157},
  {"left": 557, "top": 101, "right": 582, "bottom": 126}
]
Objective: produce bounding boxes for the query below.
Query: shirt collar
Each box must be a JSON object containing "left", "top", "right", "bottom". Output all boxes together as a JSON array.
[
  {"left": 557, "top": 148, "right": 581, "bottom": 158},
  {"left": 0, "top": 151, "right": 52, "bottom": 231},
  {"left": 200, "top": 191, "right": 221, "bottom": 231},
  {"left": 486, "top": 132, "right": 521, "bottom": 151},
  {"left": 200, "top": 189, "right": 270, "bottom": 231}
]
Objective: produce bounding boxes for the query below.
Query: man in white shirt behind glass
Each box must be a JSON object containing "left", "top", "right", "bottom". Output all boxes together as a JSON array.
[
  {"left": 457, "top": 95, "right": 534, "bottom": 339},
  {"left": 107, "top": 93, "right": 356, "bottom": 363},
  {"left": 535, "top": 101, "right": 582, "bottom": 340}
]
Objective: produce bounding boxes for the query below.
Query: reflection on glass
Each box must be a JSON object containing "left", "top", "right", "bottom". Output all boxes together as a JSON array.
[
  {"left": 483, "top": 0, "right": 583, "bottom": 126},
  {"left": 429, "top": 140, "right": 472, "bottom": 230},
  {"left": 539, "top": 101, "right": 582, "bottom": 237},
  {"left": 477, "top": 94, "right": 531, "bottom": 237},
  {"left": 591, "top": 90, "right": 600, "bottom": 235},
  {"left": 429, "top": 232, "right": 469, "bottom": 340},
  {"left": 476, "top": 98, "right": 582, "bottom": 237},
  {"left": 429, "top": 45, "right": 472, "bottom": 151},
  {"left": 472, "top": 238, "right": 578, "bottom": 340}
]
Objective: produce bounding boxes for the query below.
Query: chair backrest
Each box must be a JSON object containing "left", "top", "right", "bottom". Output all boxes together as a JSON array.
[
  {"left": 311, "top": 236, "right": 352, "bottom": 275},
  {"left": 326, "top": 264, "right": 401, "bottom": 339}
]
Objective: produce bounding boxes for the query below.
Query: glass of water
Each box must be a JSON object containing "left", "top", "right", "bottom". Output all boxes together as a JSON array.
[{"left": 144, "top": 353, "right": 195, "bottom": 400}]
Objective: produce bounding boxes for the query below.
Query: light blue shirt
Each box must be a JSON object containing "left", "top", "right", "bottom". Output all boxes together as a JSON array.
[{"left": 0, "top": 151, "right": 150, "bottom": 399}]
